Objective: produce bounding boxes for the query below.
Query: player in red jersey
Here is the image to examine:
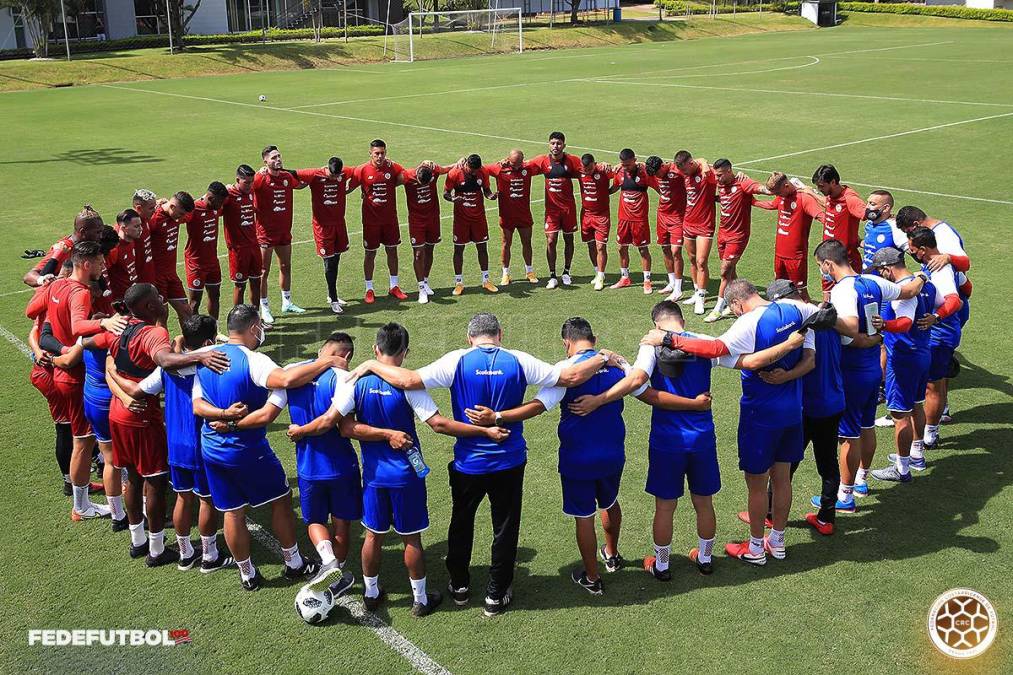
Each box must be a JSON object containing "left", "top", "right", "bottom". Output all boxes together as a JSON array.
[
  {"left": 530, "top": 131, "right": 583, "bottom": 289},
  {"left": 222, "top": 165, "right": 263, "bottom": 310},
  {"left": 354, "top": 139, "right": 409, "bottom": 304},
  {"left": 253, "top": 145, "right": 308, "bottom": 322},
  {"left": 402, "top": 160, "right": 452, "bottom": 304},
  {"left": 706, "top": 159, "right": 764, "bottom": 323},
  {"left": 185, "top": 182, "right": 229, "bottom": 320},
  {"left": 486, "top": 149, "right": 540, "bottom": 287},
  {"left": 95, "top": 282, "right": 230, "bottom": 566},
  {"left": 753, "top": 172, "right": 823, "bottom": 302},
  {"left": 294, "top": 156, "right": 359, "bottom": 314},
  {"left": 608, "top": 149, "right": 653, "bottom": 294},
  {"left": 673, "top": 150, "right": 717, "bottom": 316},
  {"left": 645, "top": 155, "right": 688, "bottom": 302},
  {"left": 131, "top": 189, "right": 159, "bottom": 285},
  {"left": 148, "top": 191, "right": 196, "bottom": 324},
  {"left": 23, "top": 206, "right": 105, "bottom": 287},
  {"left": 811, "top": 164, "right": 865, "bottom": 295},
  {"left": 106, "top": 209, "right": 143, "bottom": 302},
  {"left": 576, "top": 153, "right": 615, "bottom": 291},
  {"left": 444, "top": 154, "right": 499, "bottom": 296}
]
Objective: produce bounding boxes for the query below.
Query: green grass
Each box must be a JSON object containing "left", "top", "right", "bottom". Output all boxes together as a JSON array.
[{"left": 2, "top": 16, "right": 1012, "bottom": 674}]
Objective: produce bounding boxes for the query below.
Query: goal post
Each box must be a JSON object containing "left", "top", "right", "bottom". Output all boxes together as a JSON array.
[{"left": 389, "top": 8, "right": 524, "bottom": 63}]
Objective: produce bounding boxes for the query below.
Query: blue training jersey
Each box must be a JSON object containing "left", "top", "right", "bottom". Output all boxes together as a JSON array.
[
  {"left": 287, "top": 365, "right": 359, "bottom": 481},
  {"left": 862, "top": 220, "right": 900, "bottom": 270},
  {"left": 881, "top": 276, "right": 934, "bottom": 357},
  {"left": 349, "top": 374, "right": 427, "bottom": 488},
  {"left": 923, "top": 264, "right": 963, "bottom": 349},
  {"left": 82, "top": 345, "right": 111, "bottom": 407},
  {"left": 831, "top": 274, "right": 891, "bottom": 374},
  {"left": 163, "top": 369, "right": 201, "bottom": 470}
]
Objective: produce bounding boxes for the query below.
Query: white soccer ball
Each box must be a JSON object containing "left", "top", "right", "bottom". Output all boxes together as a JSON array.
[
  {"left": 294, "top": 585, "right": 334, "bottom": 624},
  {"left": 259, "top": 95, "right": 267, "bottom": 102}
]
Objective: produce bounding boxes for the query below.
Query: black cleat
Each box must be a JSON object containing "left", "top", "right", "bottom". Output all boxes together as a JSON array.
[
  {"left": 129, "top": 541, "right": 149, "bottom": 559},
  {"left": 571, "top": 569, "right": 603, "bottom": 595},
  {"left": 363, "top": 588, "right": 386, "bottom": 612},
  {"left": 241, "top": 569, "right": 264, "bottom": 591},
  {"left": 325, "top": 571, "right": 355, "bottom": 600},
  {"left": 411, "top": 590, "right": 443, "bottom": 618},
  {"left": 689, "top": 547, "right": 714, "bottom": 575},
  {"left": 283, "top": 559, "right": 320, "bottom": 580},
  {"left": 63, "top": 481, "right": 72, "bottom": 497},
  {"left": 483, "top": 586, "right": 513, "bottom": 617},
  {"left": 146, "top": 547, "right": 180, "bottom": 568},
  {"left": 643, "top": 555, "right": 672, "bottom": 581},
  {"left": 177, "top": 550, "right": 201, "bottom": 571},
  {"left": 599, "top": 545, "right": 624, "bottom": 573},
  {"left": 447, "top": 583, "right": 470, "bottom": 606},
  {"left": 200, "top": 555, "right": 236, "bottom": 574},
  {"left": 111, "top": 516, "right": 130, "bottom": 533}
]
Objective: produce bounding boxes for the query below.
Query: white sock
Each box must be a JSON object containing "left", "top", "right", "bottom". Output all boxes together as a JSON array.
[
  {"left": 673, "top": 278, "right": 683, "bottom": 295},
  {"left": 315, "top": 540, "right": 336, "bottom": 567},
  {"left": 524, "top": 264, "right": 534, "bottom": 274},
  {"left": 697, "top": 537, "right": 714, "bottom": 563},
  {"left": 63, "top": 473, "right": 70, "bottom": 483},
  {"left": 418, "top": 280, "right": 425, "bottom": 290},
  {"left": 667, "top": 272, "right": 677, "bottom": 285},
  {"left": 72, "top": 485, "right": 88, "bottom": 513},
  {"left": 749, "top": 536, "right": 764, "bottom": 556},
  {"left": 237, "top": 557, "right": 256, "bottom": 581},
  {"left": 856, "top": 468, "right": 869, "bottom": 486},
  {"left": 643, "top": 271, "right": 651, "bottom": 282},
  {"left": 896, "top": 455, "right": 911, "bottom": 475},
  {"left": 410, "top": 577, "right": 428, "bottom": 605},
  {"left": 176, "top": 535, "right": 194, "bottom": 559},
  {"left": 911, "top": 440, "right": 925, "bottom": 460},
  {"left": 201, "top": 534, "right": 218, "bottom": 562},
  {"left": 281, "top": 290, "right": 291, "bottom": 302},
  {"left": 653, "top": 543, "right": 670, "bottom": 572},
  {"left": 389, "top": 275, "right": 399, "bottom": 288},
  {"left": 768, "top": 528, "right": 785, "bottom": 548},
  {"left": 365, "top": 279, "right": 374, "bottom": 291},
  {"left": 129, "top": 522, "right": 146, "bottom": 547},
  {"left": 502, "top": 266, "right": 510, "bottom": 276},
  {"left": 423, "top": 277, "right": 430, "bottom": 286},
  {"left": 715, "top": 297, "right": 727, "bottom": 312},
  {"left": 482, "top": 270, "right": 490, "bottom": 282},
  {"left": 107, "top": 495, "right": 125, "bottom": 520},
  {"left": 364, "top": 575, "right": 379, "bottom": 598},
  {"left": 260, "top": 297, "right": 269, "bottom": 307},
  {"left": 282, "top": 544, "right": 303, "bottom": 571},
  {"left": 838, "top": 483, "right": 854, "bottom": 503},
  {"left": 149, "top": 530, "right": 165, "bottom": 556},
  {"left": 594, "top": 270, "right": 604, "bottom": 280},
  {"left": 454, "top": 274, "right": 463, "bottom": 284},
  {"left": 620, "top": 267, "right": 630, "bottom": 278},
  {"left": 697, "top": 288, "right": 706, "bottom": 297},
  {"left": 925, "top": 424, "right": 939, "bottom": 441}
]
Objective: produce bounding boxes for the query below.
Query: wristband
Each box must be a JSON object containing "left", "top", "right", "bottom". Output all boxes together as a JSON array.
[
  {"left": 662, "top": 331, "right": 677, "bottom": 349},
  {"left": 494, "top": 411, "right": 504, "bottom": 426}
]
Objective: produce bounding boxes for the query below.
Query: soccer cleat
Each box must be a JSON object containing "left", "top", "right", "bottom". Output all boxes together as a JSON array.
[
  {"left": 329, "top": 300, "right": 344, "bottom": 314},
  {"left": 422, "top": 283, "right": 435, "bottom": 297},
  {"left": 389, "top": 286, "right": 408, "bottom": 301},
  {"left": 307, "top": 559, "right": 340, "bottom": 586},
  {"left": 658, "top": 282, "right": 675, "bottom": 294},
  {"left": 89, "top": 481, "right": 104, "bottom": 493},
  {"left": 129, "top": 541, "right": 149, "bottom": 559},
  {"left": 667, "top": 290, "right": 683, "bottom": 303},
  {"left": 877, "top": 386, "right": 887, "bottom": 405},
  {"left": 871, "top": 466, "right": 913, "bottom": 483},
  {"left": 72, "top": 503, "right": 111, "bottom": 521},
  {"left": 599, "top": 545, "right": 624, "bottom": 573},
  {"left": 570, "top": 569, "right": 603, "bottom": 595},
  {"left": 689, "top": 547, "right": 714, "bottom": 575},
  {"left": 334, "top": 296, "right": 349, "bottom": 306},
  {"left": 283, "top": 559, "right": 321, "bottom": 580},
  {"left": 805, "top": 513, "right": 835, "bottom": 536},
  {"left": 448, "top": 583, "right": 470, "bottom": 606},
  {"left": 642, "top": 555, "right": 671, "bottom": 582},
  {"left": 326, "top": 571, "right": 355, "bottom": 600},
  {"left": 63, "top": 481, "right": 73, "bottom": 497},
  {"left": 681, "top": 294, "right": 698, "bottom": 305},
  {"left": 483, "top": 587, "right": 513, "bottom": 617},
  {"left": 525, "top": 271, "right": 539, "bottom": 284},
  {"left": 363, "top": 588, "right": 387, "bottom": 612},
  {"left": 111, "top": 516, "right": 129, "bottom": 532},
  {"left": 177, "top": 550, "right": 201, "bottom": 571},
  {"left": 694, "top": 294, "right": 706, "bottom": 315},
  {"left": 364, "top": 289, "right": 376, "bottom": 304},
  {"left": 724, "top": 541, "right": 767, "bottom": 566},
  {"left": 736, "top": 511, "right": 773, "bottom": 529},
  {"left": 592, "top": 276, "right": 604, "bottom": 291},
  {"left": 417, "top": 291, "right": 429, "bottom": 305},
  {"left": 281, "top": 301, "right": 306, "bottom": 314},
  {"left": 241, "top": 569, "right": 264, "bottom": 592},
  {"left": 763, "top": 537, "right": 786, "bottom": 561},
  {"left": 260, "top": 304, "right": 275, "bottom": 324},
  {"left": 853, "top": 483, "right": 869, "bottom": 497},
  {"left": 561, "top": 273, "right": 572, "bottom": 286},
  {"left": 888, "top": 453, "right": 926, "bottom": 471},
  {"left": 923, "top": 435, "right": 939, "bottom": 450},
  {"left": 609, "top": 276, "right": 632, "bottom": 290},
  {"left": 643, "top": 281, "right": 653, "bottom": 295},
  {"left": 200, "top": 554, "right": 236, "bottom": 574},
  {"left": 411, "top": 590, "right": 443, "bottom": 618},
  {"left": 720, "top": 306, "right": 733, "bottom": 318},
  {"left": 874, "top": 416, "right": 895, "bottom": 428},
  {"left": 811, "top": 495, "right": 856, "bottom": 513},
  {"left": 452, "top": 283, "right": 465, "bottom": 296},
  {"left": 940, "top": 405, "right": 952, "bottom": 424},
  {"left": 546, "top": 276, "right": 559, "bottom": 290},
  {"left": 146, "top": 547, "right": 180, "bottom": 568},
  {"left": 703, "top": 308, "right": 722, "bottom": 323},
  {"left": 500, "top": 272, "right": 511, "bottom": 286},
  {"left": 482, "top": 281, "right": 499, "bottom": 294}
]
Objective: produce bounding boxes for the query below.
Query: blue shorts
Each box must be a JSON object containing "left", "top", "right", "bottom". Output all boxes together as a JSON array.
[
  {"left": 737, "top": 418, "right": 804, "bottom": 475},
  {"left": 299, "top": 474, "right": 363, "bottom": 525},
  {"left": 561, "top": 469, "right": 623, "bottom": 518},
  {"left": 928, "top": 343, "right": 955, "bottom": 382},
  {"left": 646, "top": 447, "right": 721, "bottom": 500},
  {"left": 839, "top": 369, "right": 881, "bottom": 438},
  {"left": 362, "top": 479, "right": 428, "bottom": 535},
  {"left": 170, "top": 463, "right": 211, "bottom": 499},
  {"left": 205, "top": 452, "right": 290, "bottom": 512},
  {"left": 885, "top": 352, "right": 930, "bottom": 413},
  {"left": 83, "top": 399, "right": 111, "bottom": 444}
]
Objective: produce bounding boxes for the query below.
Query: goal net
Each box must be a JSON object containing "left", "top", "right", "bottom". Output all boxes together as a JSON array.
[{"left": 387, "top": 8, "right": 523, "bottom": 63}]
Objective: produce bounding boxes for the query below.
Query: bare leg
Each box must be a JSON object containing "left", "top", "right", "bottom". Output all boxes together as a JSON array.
[
  {"left": 248, "top": 276, "right": 261, "bottom": 307},
  {"left": 453, "top": 244, "right": 465, "bottom": 277},
  {"left": 562, "top": 233, "right": 574, "bottom": 272},
  {"left": 206, "top": 284, "right": 220, "bottom": 320},
  {"left": 187, "top": 288, "right": 203, "bottom": 316},
  {"left": 223, "top": 509, "right": 251, "bottom": 562},
  {"left": 144, "top": 474, "right": 167, "bottom": 533},
  {"left": 575, "top": 516, "right": 600, "bottom": 581},
  {"left": 601, "top": 500, "right": 621, "bottom": 557},
  {"left": 689, "top": 493, "right": 716, "bottom": 540},
  {"left": 519, "top": 227, "right": 533, "bottom": 268},
  {"left": 839, "top": 437, "right": 861, "bottom": 487},
  {"left": 332, "top": 518, "right": 352, "bottom": 564},
  {"left": 501, "top": 228, "right": 513, "bottom": 270},
  {"left": 638, "top": 245, "right": 652, "bottom": 273},
  {"left": 683, "top": 237, "right": 698, "bottom": 289},
  {"left": 98, "top": 440, "right": 120, "bottom": 498},
  {"left": 174, "top": 491, "right": 195, "bottom": 538},
  {"left": 423, "top": 244, "right": 434, "bottom": 280},
  {"left": 276, "top": 244, "right": 292, "bottom": 292},
  {"left": 361, "top": 529, "right": 384, "bottom": 577},
  {"left": 769, "top": 463, "right": 792, "bottom": 532},
  {"left": 596, "top": 241, "right": 608, "bottom": 273},
  {"left": 477, "top": 242, "right": 490, "bottom": 273},
  {"left": 744, "top": 472, "right": 770, "bottom": 541},
  {"left": 69, "top": 435, "right": 96, "bottom": 492},
  {"left": 261, "top": 245, "right": 275, "bottom": 301},
  {"left": 384, "top": 245, "right": 399, "bottom": 280},
  {"left": 197, "top": 497, "right": 218, "bottom": 537},
  {"left": 403, "top": 533, "right": 425, "bottom": 580},
  {"left": 546, "top": 231, "right": 559, "bottom": 275},
  {"left": 233, "top": 282, "right": 245, "bottom": 306},
  {"left": 652, "top": 497, "right": 676, "bottom": 547},
  {"left": 412, "top": 246, "right": 426, "bottom": 283},
  {"left": 925, "top": 379, "right": 947, "bottom": 426},
  {"left": 269, "top": 492, "right": 297, "bottom": 549},
  {"left": 363, "top": 249, "right": 377, "bottom": 285},
  {"left": 893, "top": 412, "right": 913, "bottom": 458},
  {"left": 859, "top": 427, "right": 877, "bottom": 471},
  {"left": 694, "top": 236, "right": 713, "bottom": 292}
]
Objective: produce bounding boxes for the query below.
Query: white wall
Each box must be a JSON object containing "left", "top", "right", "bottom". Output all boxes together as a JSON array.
[
  {"left": 188, "top": 0, "right": 231, "bottom": 35},
  {"left": 0, "top": 9, "right": 17, "bottom": 51}
]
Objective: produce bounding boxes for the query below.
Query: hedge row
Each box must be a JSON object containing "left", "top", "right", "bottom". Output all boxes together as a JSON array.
[
  {"left": 654, "top": 0, "right": 786, "bottom": 15},
  {"left": 839, "top": 1, "right": 1013, "bottom": 22}
]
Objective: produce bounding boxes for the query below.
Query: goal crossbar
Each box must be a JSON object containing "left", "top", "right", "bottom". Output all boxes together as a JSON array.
[{"left": 390, "top": 8, "right": 524, "bottom": 63}]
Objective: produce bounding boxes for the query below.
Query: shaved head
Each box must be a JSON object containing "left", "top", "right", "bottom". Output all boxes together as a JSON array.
[{"left": 509, "top": 148, "right": 524, "bottom": 166}]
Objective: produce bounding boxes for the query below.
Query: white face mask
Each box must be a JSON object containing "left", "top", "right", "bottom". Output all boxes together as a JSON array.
[{"left": 254, "top": 325, "right": 266, "bottom": 348}]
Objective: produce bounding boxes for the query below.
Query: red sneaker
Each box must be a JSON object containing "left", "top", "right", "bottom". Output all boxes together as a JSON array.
[
  {"left": 724, "top": 540, "right": 766, "bottom": 566},
  {"left": 642, "top": 555, "right": 671, "bottom": 581},
  {"left": 609, "top": 276, "right": 632, "bottom": 290},
  {"left": 364, "top": 289, "right": 376, "bottom": 304},
  {"left": 805, "top": 512, "right": 834, "bottom": 536},
  {"left": 89, "top": 481, "right": 104, "bottom": 493},
  {"left": 388, "top": 286, "right": 408, "bottom": 301},
  {"left": 736, "top": 511, "right": 773, "bottom": 529},
  {"left": 688, "top": 547, "right": 713, "bottom": 575},
  {"left": 763, "top": 536, "right": 786, "bottom": 560}
]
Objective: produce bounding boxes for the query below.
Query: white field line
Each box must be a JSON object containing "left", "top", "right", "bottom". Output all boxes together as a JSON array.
[{"left": 0, "top": 322, "right": 34, "bottom": 358}]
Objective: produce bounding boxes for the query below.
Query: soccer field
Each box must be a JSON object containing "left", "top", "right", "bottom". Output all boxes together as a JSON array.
[{"left": 2, "top": 15, "right": 1011, "bottom": 673}]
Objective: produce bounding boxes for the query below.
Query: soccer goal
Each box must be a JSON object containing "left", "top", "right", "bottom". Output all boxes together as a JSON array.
[{"left": 387, "top": 8, "right": 524, "bottom": 63}]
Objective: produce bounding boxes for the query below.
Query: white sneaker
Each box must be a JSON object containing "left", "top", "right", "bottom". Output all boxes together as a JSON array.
[
  {"left": 329, "top": 300, "right": 344, "bottom": 314},
  {"left": 561, "top": 273, "right": 572, "bottom": 286},
  {"left": 281, "top": 301, "right": 306, "bottom": 314},
  {"left": 703, "top": 309, "right": 721, "bottom": 323},
  {"left": 260, "top": 304, "right": 275, "bottom": 324},
  {"left": 940, "top": 406, "right": 952, "bottom": 423},
  {"left": 593, "top": 276, "right": 604, "bottom": 291},
  {"left": 681, "top": 293, "right": 698, "bottom": 305},
  {"left": 546, "top": 277, "right": 559, "bottom": 290},
  {"left": 422, "top": 283, "right": 435, "bottom": 297},
  {"left": 720, "top": 306, "right": 733, "bottom": 317},
  {"left": 874, "top": 415, "right": 895, "bottom": 428},
  {"left": 667, "top": 289, "right": 683, "bottom": 303},
  {"left": 694, "top": 294, "right": 706, "bottom": 315},
  {"left": 334, "top": 296, "right": 349, "bottom": 306},
  {"left": 74, "top": 502, "right": 111, "bottom": 519},
  {"left": 418, "top": 291, "right": 429, "bottom": 304},
  {"left": 658, "top": 283, "right": 675, "bottom": 294}
]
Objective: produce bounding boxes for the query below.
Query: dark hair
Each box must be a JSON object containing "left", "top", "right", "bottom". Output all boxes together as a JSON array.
[
  {"left": 869, "top": 189, "right": 894, "bottom": 207},
  {"left": 124, "top": 282, "right": 158, "bottom": 313},
  {"left": 182, "top": 314, "right": 218, "bottom": 350},
  {"left": 907, "top": 226, "right": 937, "bottom": 249},
  {"left": 812, "top": 164, "right": 840, "bottom": 185},
  {"left": 814, "top": 238, "right": 849, "bottom": 265},
  {"left": 174, "top": 191, "right": 196, "bottom": 212},
  {"left": 766, "top": 171, "right": 789, "bottom": 192},
  {"left": 724, "top": 279, "right": 758, "bottom": 306},
  {"left": 895, "top": 205, "right": 927, "bottom": 231},
  {"left": 673, "top": 150, "right": 692, "bottom": 166},
  {"left": 713, "top": 158, "right": 732, "bottom": 171},
  {"left": 619, "top": 148, "right": 635, "bottom": 162},
  {"left": 237, "top": 164, "right": 255, "bottom": 179},
  {"left": 328, "top": 156, "right": 343, "bottom": 175},
  {"left": 370, "top": 139, "right": 386, "bottom": 149},
  {"left": 651, "top": 300, "right": 683, "bottom": 324},
  {"left": 227, "top": 303, "right": 261, "bottom": 333},
  {"left": 376, "top": 322, "right": 409, "bottom": 356},
  {"left": 581, "top": 153, "right": 595, "bottom": 167},
  {"left": 548, "top": 131, "right": 565, "bottom": 143},
  {"left": 645, "top": 155, "right": 663, "bottom": 176},
  {"left": 116, "top": 208, "right": 140, "bottom": 225},
  {"left": 560, "top": 317, "right": 594, "bottom": 343},
  {"left": 261, "top": 145, "right": 278, "bottom": 158},
  {"left": 417, "top": 165, "right": 433, "bottom": 185},
  {"left": 466, "top": 154, "right": 482, "bottom": 170},
  {"left": 71, "top": 240, "right": 103, "bottom": 266},
  {"left": 98, "top": 225, "right": 119, "bottom": 255},
  {"left": 208, "top": 181, "right": 228, "bottom": 199},
  {"left": 74, "top": 205, "right": 103, "bottom": 233},
  {"left": 323, "top": 331, "right": 354, "bottom": 352}
]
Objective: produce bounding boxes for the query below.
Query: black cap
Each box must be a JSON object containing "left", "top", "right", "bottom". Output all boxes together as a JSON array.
[
  {"left": 863, "top": 247, "right": 905, "bottom": 273},
  {"left": 766, "top": 278, "right": 801, "bottom": 302}
]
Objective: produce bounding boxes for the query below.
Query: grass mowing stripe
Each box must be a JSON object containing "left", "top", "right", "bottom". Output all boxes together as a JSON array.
[{"left": 0, "top": 322, "right": 34, "bottom": 358}]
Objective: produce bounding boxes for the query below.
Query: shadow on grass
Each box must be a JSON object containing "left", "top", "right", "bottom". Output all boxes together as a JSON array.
[{"left": 0, "top": 147, "right": 162, "bottom": 166}]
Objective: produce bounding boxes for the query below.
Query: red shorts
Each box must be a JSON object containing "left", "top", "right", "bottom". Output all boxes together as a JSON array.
[
  {"left": 31, "top": 364, "right": 68, "bottom": 424},
  {"left": 718, "top": 237, "right": 749, "bottom": 261},
  {"left": 500, "top": 219, "right": 533, "bottom": 232},
  {"left": 185, "top": 260, "right": 222, "bottom": 291},
  {"left": 256, "top": 224, "right": 293, "bottom": 248},
  {"left": 155, "top": 272, "right": 187, "bottom": 302},
  {"left": 683, "top": 220, "right": 716, "bottom": 239},
  {"left": 228, "top": 246, "right": 263, "bottom": 283},
  {"left": 656, "top": 213, "right": 684, "bottom": 246},
  {"left": 110, "top": 419, "right": 169, "bottom": 478},
  {"left": 580, "top": 211, "right": 610, "bottom": 243},
  {"left": 774, "top": 255, "right": 807, "bottom": 285},
  {"left": 453, "top": 217, "right": 489, "bottom": 245},
  {"left": 544, "top": 209, "right": 577, "bottom": 234},
  {"left": 363, "top": 220, "right": 401, "bottom": 250},
  {"left": 314, "top": 222, "right": 350, "bottom": 258},
  {"left": 409, "top": 219, "right": 441, "bottom": 248},
  {"left": 617, "top": 219, "right": 651, "bottom": 247},
  {"left": 54, "top": 378, "right": 90, "bottom": 437}
]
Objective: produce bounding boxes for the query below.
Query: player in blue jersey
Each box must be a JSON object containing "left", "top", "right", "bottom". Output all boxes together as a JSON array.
[
  {"left": 346, "top": 312, "right": 620, "bottom": 616},
  {"left": 860, "top": 190, "right": 903, "bottom": 270},
  {"left": 190, "top": 304, "right": 346, "bottom": 591}
]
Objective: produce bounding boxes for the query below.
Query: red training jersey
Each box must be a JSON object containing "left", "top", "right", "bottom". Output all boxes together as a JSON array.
[
  {"left": 717, "top": 176, "right": 762, "bottom": 242},
  {"left": 578, "top": 166, "right": 615, "bottom": 215},
  {"left": 252, "top": 170, "right": 298, "bottom": 235},
  {"left": 45, "top": 278, "right": 104, "bottom": 384},
  {"left": 445, "top": 167, "right": 490, "bottom": 226},
  {"left": 295, "top": 167, "right": 358, "bottom": 232},
  {"left": 613, "top": 165, "right": 650, "bottom": 223},
  {"left": 184, "top": 198, "right": 221, "bottom": 271},
  {"left": 529, "top": 154, "right": 582, "bottom": 216},
  {"left": 32, "top": 235, "right": 74, "bottom": 276},
  {"left": 756, "top": 190, "right": 823, "bottom": 259},
  {"left": 134, "top": 214, "right": 156, "bottom": 284},
  {"left": 485, "top": 162, "right": 535, "bottom": 227},
  {"left": 821, "top": 185, "right": 865, "bottom": 254},
  {"left": 222, "top": 185, "right": 258, "bottom": 250},
  {"left": 106, "top": 238, "right": 138, "bottom": 301},
  {"left": 649, "top": 164, "right": 687, "bottom": 220},
  {"left": 354, "top": 160, "right": 404, "bottom": 226},
  {"left": 402, "top": 167, "right": 442, "bottom": 227},
  {"left": 682, "top": 167, "right": 717, "bottom": 230},
  {"left": 148, "top": 205, "right": 188, "bottom": 274}
]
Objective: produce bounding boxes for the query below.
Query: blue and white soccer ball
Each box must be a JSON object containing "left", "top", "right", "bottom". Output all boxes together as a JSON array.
[
  {"left": 258, "top": 95, "right": 267, "bottom": 102},
  {"left": 294, "top": 585, "right": 334, "bottom": 624}
]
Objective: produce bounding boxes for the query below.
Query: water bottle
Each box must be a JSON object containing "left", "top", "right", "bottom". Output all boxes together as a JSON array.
[{"left": 406, "top": 446, "right": 430, "bottom": 479}]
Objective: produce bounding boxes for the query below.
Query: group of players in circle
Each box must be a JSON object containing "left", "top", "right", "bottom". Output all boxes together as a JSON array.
[{"left": 20, "top": 129, "right": 972, "bottom": 619}]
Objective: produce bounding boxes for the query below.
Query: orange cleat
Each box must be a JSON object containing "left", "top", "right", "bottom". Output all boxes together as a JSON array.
[
  {"left": 736, "top": 511, "right": 773, "bottom": 529},
  {"left": 724, "top": 540, "right": 766, "bottom": 566},
  {"left": 805, "top": 512, "right": 835, "bottom": 536},
  {"left": 364, "top": 289, "right": 376, "bottom": 304},
  {"left": 389, "top": 286, "right": 408, "bottom": 301},
  {"left": 642, "top": 555, "right": 671, "bottom": 581},
  {"left": 643, "top": 280, "right": 653, "bottom": 295},
  {"left": 688, "top": 547, "right": 713, "bottom": 575},
  {"left": 609, "top": 276, "right": 632, "bottom": 290}
]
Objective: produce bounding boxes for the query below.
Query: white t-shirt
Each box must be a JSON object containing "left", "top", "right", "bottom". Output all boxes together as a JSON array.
[
  {"left": 927, "top": 264, "right": 958, "bottom": 307},
  {"left": 829, "top": 275, "right": 902, "bottom": 319},
  {"left": 715, "top": 304, "right": 816, "bottom": 368}
]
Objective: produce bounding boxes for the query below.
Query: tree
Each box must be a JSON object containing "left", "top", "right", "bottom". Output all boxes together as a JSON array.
[
  {"left": 566, "top": 0, "right": 581, "bottom": 24},
  {"left": 158, "top": 0, "right": 204, "bottom": 52},
  {"left": 0, "top": 0, "right": 59, "bottom": 58}
]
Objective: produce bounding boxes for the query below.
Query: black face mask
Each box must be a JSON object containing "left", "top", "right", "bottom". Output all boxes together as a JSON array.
[{"left": 865, "top": 208, "right": 882, "bottom": 222}]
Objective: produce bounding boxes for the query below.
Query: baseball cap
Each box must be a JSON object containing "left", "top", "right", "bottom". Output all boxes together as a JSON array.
[
  {"left": 863, "top": 247, "right": 905, "bottom": 273},
  {"left": 766, "top": 278, "right": 801, "bottom": 302}
]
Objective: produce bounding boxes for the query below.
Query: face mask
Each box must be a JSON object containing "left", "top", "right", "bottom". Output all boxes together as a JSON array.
[
  {"left": 821, "top": 272, "right": 835, "bottom": 283},
  {"left": 864, "top": 208, "right": 881, "bottom": 222},
  {"left": 254, "top": 325, "right": 266, "bottom": 348}
]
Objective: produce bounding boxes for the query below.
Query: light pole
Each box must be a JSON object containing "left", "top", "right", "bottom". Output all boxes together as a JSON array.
[{"left": 59, "top": 0, "right": 71, "bottom": 61}]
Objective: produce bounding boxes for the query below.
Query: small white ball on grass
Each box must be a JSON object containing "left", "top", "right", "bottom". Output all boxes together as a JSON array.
[{"left": 259, "top": 95, "right": 267, "bottom": 102}]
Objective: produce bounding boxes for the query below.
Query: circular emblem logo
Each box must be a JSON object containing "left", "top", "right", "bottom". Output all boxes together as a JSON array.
[
  {"left": 192, "top": 279, "right": 201, "bottom": 288},
  {"left": 790, "top": 201, "right": 797, "bottom": 209},
  {"left": 319, "top": 247, "right": 326, "bottom": 255},
  {"left": 594, "top": 173, "right": 600, "bottom": 180},
  {"left": 695, "top": 175, "right": 701, "bottom": 183},
  {"left": 236, "top": 273, "right": 244, "bottom": 280},
  {"left": 877, "top": 234, "right": 886, "bottom": 243},
  {"left": 478, "top": 179, "right": 483, "bottom": 186},
  {"left": 545, "top": 222, "right": 550, "bottom": 230},
  {"left": 384, "top": 173, "right": 391, "bottom": 180},
  {"left": 283, "top": 180, "right": 288, "bottom": 187},
  {"left": 928, "top": 589, "right": 997, "bottom": 659},
  {"left": 634, "top": 176, "right": 640, "bottom": 183},
  {"left": 453, "top": 235, "right": 459, "bottom": 242},
  {"left": 668, "top": 172, "right": 675, "bottom": 179},
  {"left": 731, "top": 186, "right": 738, "bottom": 194},
  {"left": 521, "top": 170, "right": 527, "bottom": 176},
  {"left": 411, "top": 237, "right": 417, "bottom": 244}
]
